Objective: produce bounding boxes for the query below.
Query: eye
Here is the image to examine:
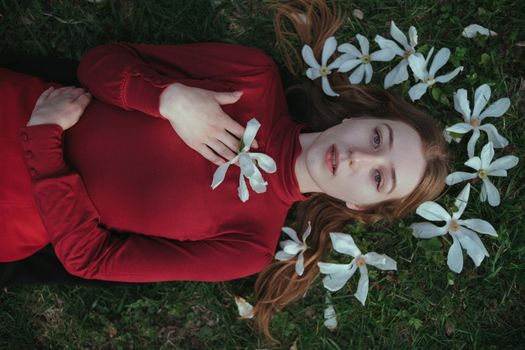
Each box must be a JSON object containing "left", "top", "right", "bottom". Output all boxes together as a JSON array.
[
  {"left": 374, "top": 170, "right": 382, "bottom": 190},
  {"left": 373, "top": 128, "right": 382, "bottom": 148}
]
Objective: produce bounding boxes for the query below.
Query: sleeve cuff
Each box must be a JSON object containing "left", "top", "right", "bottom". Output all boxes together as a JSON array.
[
  {"left": 19, "top": 124, "right": 68, "bottom": 180},
  {"left": 124, "top": 65, "right": 172, "bottom": 119}
]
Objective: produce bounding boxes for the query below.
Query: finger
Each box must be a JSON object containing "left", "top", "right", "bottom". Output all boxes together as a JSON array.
[
  {"left": 219, "top": 130, "right": 241, "bottom": 153},
  {"left": 68, "top": 87, "right": 88, "bottom": 100},
  {"left": 74, "top": 92, "right": 92, "bottom": 109},
  {"left": 199, "top": 145, "right": 227, "bottom": 166},
  {"left": 35, "top": 87, "right": 54, "bottom": 106},
  {"left": 214, "top": 91, "right": 243, "bottom": 105},
  {"left": 209, "top": 139, "right": 237, "bottom": 163},
  {"left": 223, "top": 116, "right": 259, "bottom": 149},
  {"left": 48, "top": 86, "right": 71, "bottom": 99}
]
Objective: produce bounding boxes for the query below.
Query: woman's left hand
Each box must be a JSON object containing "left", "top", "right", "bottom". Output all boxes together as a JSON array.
[{"left": 27, "top": 86, "right": 92, "bottom": 130}]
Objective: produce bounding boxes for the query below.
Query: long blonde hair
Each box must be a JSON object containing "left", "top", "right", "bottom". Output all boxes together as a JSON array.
[{"left": 253, "top": 0, "right": 450, "bottom": 342}]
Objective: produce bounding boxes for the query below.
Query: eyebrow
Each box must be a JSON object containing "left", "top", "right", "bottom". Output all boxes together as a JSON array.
[{"left": 383, "top": 123, "right": 396, "bottom": 195}]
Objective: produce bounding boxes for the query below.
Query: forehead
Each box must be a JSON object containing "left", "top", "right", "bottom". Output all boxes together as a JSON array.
[{"left": 387, "top": 119, "right": 426, "bottom": 199}]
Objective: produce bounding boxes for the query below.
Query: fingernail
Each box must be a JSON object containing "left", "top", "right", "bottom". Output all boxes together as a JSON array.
[{"left": 233, "top": 91, "right": 243, "bottom": 96}]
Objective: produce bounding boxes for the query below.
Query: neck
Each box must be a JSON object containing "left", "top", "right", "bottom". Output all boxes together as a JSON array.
[{"left": 295, "top": 131, "right": 323, "bottom": 194}]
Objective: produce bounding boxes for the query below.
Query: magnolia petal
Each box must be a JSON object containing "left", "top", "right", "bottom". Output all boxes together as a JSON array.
[
  {"left": 408, "top": 53, "right": 427, "bottom": 81},
  {"left": 211, "top": 162, "right": 231, "bottom": 189},
  {"left": 306, "top": 67, "right": 322, "bottom": 80},
  {"left": 390, "top": 20, "right": 409, "bottom": 50},
  {"left": 434, "top": 66, "right": 463, "bottom": 83},
  {"left": 408, "top": 83, "right": 428, "bottom": 101},
  {"left": 329, "top": 232, "right": 361, "bottom": 257},
  {"left": 459, "top": 219, "right": 497, "bottom": 236},
  {"left": 429, "top": 47, "right": 451, "bottom": 77},
  {"left": 338, "top": 58, "right": 362, "bottom": 73},
  {"left": 322, "top": 266, "right": 357, "bottom": 292},
  {"left": 411, "top": 222, "right": 449, "bottom": 238},
  {"left": 416, "top": 201, "right": 450, "bottom": 222},
  {"left": 234, "top": 296, "right": 254, "bottom": 319},
  {"left": 248, "top": 167, "right": 267, "bottom": 193},
  {"left": 425, "top": 47, "right": 435, "bottom": 66},
  {"left": 480, "top": 98, "right": 510, "bottom": 119},
  {"left": 472, "top": 84, "right": 491, "bottom": 118},
  {"left": 467, "top": 128, "right": 481, "bottom": 159},
  {"left": 275, "top": 250, "right": 296, "bottom": 261},
  {"left": 349, "top": 64, "right": 366, "bottom": 84},
  {"left": 384, "top": 60, "right": 409, "bottom": 88},
  {"left": 480, "top": 182, "right": 488, "bottom": 202},
  {"left": 370, "top": 49, "right": 396, "bottom": 62},
  {"left": 239, "top": 153, "right": 255, "bottom": 177},
  {"left": 461, "top": 227, "right": 490, "bottom": 257},
  {"left": 464, "top": 156, "right": 481, "bottom": 171},
  {"left": 354, "top": 265, "right": 369, "bottom": 306},
  {"left": 282, "top": 226, "right": 300, "bottom": 243},
  {"left": 249, "top": 152, "right": 277, "bottom": 173},
  {"left": 238, "top": 173, "right": 249, "bottom": 202},
  {"left": 321, "top": 76, "right": 339, "bottom": 97},
  {"left": 478, "top": 124, "right": 509, "bottom": 148},
  {"left": 482, "top": 178, "right": 500, "bottom": 206},
  {"left": 453, "top": 89, "right": 472, "bottom": 122},
  {"left": 364, "top": 64, "right": 373, "bottom": 84},
  {"left": 322, "top": 36, "right": 338, "bottom": 66},
  {"left": 374, "top": 35, "right": 404, "bottom": 56},
  {"left": 364, "top": 252, "right": 397, "bottom": 270},
  {"left": 329, "top": 53, "right": 353, "bottom": 69},
  {"left": 318, "top": 261, "right": 353, "bottom": 274},
  {"left": 456, "top": 230, "right": 486, "bottom": 266},
  {"left": 488, "top": 169, "right": 507, "bottom": 177},
  {"left": 356, "top": 34, "right": 370, "bottom": 55},
  {"left": 480, "top": 142, "right": 495, "bottom": 169},
  {"left": 408, "top": 26, "right": 418, "bottom": 47},
  {"left": 301, "top": 45, "right": 320, "bottom": 69},
  {"left": 452, "top": 183, "right": 471, "bottom": 220},
  {"left": 338, "top": 43, "right": 362, "bottom": 58},
  {"left": 302, "top": 221, "right": 312, "bottom": 242},
  {"left": 296, "top": 251, "right": 305, "bottom": 276},
  {"left": 447, "top": 235, "right": 464, "bottom": 273},
  {"left": 242, "top": 118, "right": 261, "bottom": 151},
  {"left": 488, "top": 155, "right": 519, "bottom": 172},
  {"left": 323, "top": 303, "right": 338, "bottom": 331},
  {"left": 282, "top": 240, "right": 302, "bottom": 255},
  {"left": 462, "top": 24, "right": 498, "bottom": 38},
  {"left": 446, "top": 122, "right": 472, "bottom": 134},
  {"left": 446, "top": 171, "right": 477, "bottom": 185}
]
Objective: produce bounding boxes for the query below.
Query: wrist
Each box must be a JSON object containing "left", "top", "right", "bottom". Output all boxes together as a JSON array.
[
  {"left": 26, "top": 116, "right": 64, "bottom": 129},
  {"left": 159, "top": 83, "right": 185, "bottom": 119}
]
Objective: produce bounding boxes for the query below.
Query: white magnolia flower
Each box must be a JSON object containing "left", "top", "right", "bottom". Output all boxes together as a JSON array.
[
  {"left": 211, "top": 118, "right": 276, "bottom": 202},
  {"left": 375, "top": 20, "right": 418, "bottom": 88},
  {"left": 317, "top": 233, "right": 397, "bottom": 306},
  {"left": 323, "top": 293, "right": 337, "bottom": 331},
  {"left": 446, "top": 84, "right": 510, "bottom": 158},
  {"left": 446, "top": 142, "right": 519, "bottom": 206},
  {"left": 302, "top": 36, "right": 343, "bottom": 96},
  {"left": 407, "top": 47, "right": 464, "bottom": 101},
  {"left": 443, "top": 128, "right": 462, "bottom": 144},
  {"left": 234, "top": 296, "right": 254, "bottom": 319},
  {"left": 337, "top": 34, "right": 395, "bottom": 84},
  {"left": 275, "top": 221, "right": 312, "bottom": 276},
  {"left": 462, "top": 24, "right": 498, "bottom": 38},
  {"left": 411, "top": 184, "right": 498, "bottom": 273}
]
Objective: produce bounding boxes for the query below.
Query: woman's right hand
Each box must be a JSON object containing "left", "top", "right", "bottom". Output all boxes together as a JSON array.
[{"left": 159, "top": 83, "right": 258, "bottom": 166}]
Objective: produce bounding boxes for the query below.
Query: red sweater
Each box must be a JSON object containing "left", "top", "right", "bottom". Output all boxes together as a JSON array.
[{"left": 7, "top": 43, "right": 307, "bottom": 281}]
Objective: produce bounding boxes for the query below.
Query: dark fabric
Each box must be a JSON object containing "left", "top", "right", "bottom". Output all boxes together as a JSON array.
[{"left": 0, "top": 53, "right": 128, "bottom": 287}]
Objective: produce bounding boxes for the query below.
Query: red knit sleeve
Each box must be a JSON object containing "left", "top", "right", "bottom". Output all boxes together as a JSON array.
[
  {"left": 77, "top": 42, "right": 279, "bottom": 119},
  {"left": 19, "top": 124, "right": 273, "bottom": 282}
]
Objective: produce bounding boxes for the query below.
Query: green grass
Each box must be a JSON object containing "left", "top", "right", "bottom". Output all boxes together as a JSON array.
[{"left": 1, "top": 0, "right": 524, "bottom": 349}]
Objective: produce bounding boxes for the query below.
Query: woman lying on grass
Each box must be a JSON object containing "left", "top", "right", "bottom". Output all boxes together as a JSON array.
[{"left": 0, "top": 0, "right": 448, "bottom": 340}]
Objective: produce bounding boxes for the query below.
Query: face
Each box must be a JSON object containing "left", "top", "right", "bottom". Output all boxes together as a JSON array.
[{"left": 304, "top": 117, "right": 426, "bottom": 208}]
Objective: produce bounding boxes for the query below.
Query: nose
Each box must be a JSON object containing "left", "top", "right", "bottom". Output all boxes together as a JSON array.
[{"left": 348, "top": 150, "right": 384, "bottom": 169}]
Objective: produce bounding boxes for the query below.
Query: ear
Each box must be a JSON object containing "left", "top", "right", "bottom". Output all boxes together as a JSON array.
[{"left": 345, "top": 202, "right": 365, "bottom": 211}]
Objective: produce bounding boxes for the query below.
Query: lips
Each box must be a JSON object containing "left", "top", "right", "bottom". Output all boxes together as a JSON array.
[{"left": 326, "top": 144, "right": 338, "bottom": 175}]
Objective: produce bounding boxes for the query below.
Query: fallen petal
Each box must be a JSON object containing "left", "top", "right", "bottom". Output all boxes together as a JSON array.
[
  {"left": 462, "top": 24, "right": 498, "bottom": 38},
  {"left": 234, "top": 296, "right": 254, "bottom": 319}
]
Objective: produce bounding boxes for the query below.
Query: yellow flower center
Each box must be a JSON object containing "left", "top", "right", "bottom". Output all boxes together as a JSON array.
[
  {"left": 449, "top": 219, "right": 460, "bottom": 233},
  {"left": 478, "top": 169, "right": 487, "bottom": 179},
  {"left": 470, "top": 117, "right": 480, "bottom": 128},
  {"left": 356, "top": 256, "right": 366, "bottom": 267},
  {"left": 361, "top": 55, "right": 370, "bottom": 64},
  {"left": 403, "top": 50, "right": 412, "bottom": 59},
  {"left": 320, "top": 66, "right": 331, "bottom": 76}
]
